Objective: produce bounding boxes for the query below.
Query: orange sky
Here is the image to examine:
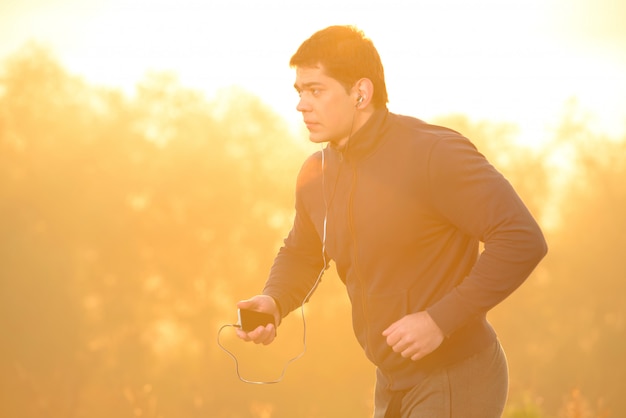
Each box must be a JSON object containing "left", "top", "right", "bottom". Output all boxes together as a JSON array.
[{"left": 1, "top": 0, "right": 625, "bottom": 147}]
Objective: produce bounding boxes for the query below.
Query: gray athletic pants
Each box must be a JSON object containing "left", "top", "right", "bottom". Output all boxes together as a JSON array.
[{"left": 373, "top": 340, "right": 509, "bottom": 418}]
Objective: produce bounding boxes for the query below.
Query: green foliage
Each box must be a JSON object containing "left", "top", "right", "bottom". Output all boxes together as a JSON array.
[
  {"left": 504, "top": 393, "right": 547, "bottom": 418},
  {"left": 1, "top": 44, "right": 624, "bottom": 417}
]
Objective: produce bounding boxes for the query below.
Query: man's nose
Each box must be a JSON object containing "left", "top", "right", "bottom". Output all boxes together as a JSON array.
[{"left": 296, "top": 96, "right": 310, "bottom": 113}]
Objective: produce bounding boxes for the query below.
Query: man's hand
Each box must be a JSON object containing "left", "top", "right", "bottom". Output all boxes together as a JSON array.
[
  {"left": 235, "top": 295, "right": 280, "bottom": 346},
  {"left": 382, "top": 311, "right": 445, "bottom": 361}
]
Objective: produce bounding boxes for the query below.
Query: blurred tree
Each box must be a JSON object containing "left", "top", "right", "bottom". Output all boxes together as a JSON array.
[
  {"left": 0, "top": 43, "right": 106, "bottom": 418},
  {"left": 0, "top": 43, "right": 369, "bottom": 418},
  {"left": 491, "top": 103, "right": 625, "bottom": 417},
  {"left": 538, "top": 126, "right": 626, "bottom": 417}
]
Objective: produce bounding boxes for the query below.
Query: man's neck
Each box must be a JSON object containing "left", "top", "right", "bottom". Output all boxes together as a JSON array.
[{"left": 334, "top": 108, "right": 375, "bottom": 150}]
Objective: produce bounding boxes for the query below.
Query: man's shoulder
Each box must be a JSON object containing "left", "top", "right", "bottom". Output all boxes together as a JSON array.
[
  {"left": 390, "top": 112, "right": 463, "bottom": 140},
  {"left": 300, "top": 150, "right": 323, "bottom": 171},
  {"left": 295, "top": 150, "right": 323, "bottom": 189},
  {"left": 384, "top": 113, "right": 467, "bottom": 156}
]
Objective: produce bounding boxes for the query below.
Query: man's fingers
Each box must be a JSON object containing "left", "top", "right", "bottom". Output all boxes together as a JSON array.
[
  {"left": 236, "top": 324, "right": 276, "bottom": 345},
  {"left": 390, "top": 337, "right": 412, "bottom": 354},
  {"left": 236, "top": 299, "right": 255, "bottom": 310},
  {"left": 235, "top": 328, "right": 251, "bottom": 341},
  {"left": 382, "top": 321, "right": 399, "bottom": 337}
]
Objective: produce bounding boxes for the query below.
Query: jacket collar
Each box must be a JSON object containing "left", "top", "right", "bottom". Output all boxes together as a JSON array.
[{"left": 329, "top": 108, "right": 390, "bottom": 161}]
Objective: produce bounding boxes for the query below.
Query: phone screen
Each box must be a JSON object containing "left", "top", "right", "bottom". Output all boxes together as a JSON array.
[{"left": 238, "top": 309, "right": 275, "bottom": 332}]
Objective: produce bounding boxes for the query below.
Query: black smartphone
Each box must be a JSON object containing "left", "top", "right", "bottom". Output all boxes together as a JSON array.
[{"left": 238, "top": 309, "right": 275, "bottom": 332}]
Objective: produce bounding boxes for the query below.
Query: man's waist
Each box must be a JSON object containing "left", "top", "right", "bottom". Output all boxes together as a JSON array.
[{"left": 375, "top": 316, "right": 496, "bottom": 391}]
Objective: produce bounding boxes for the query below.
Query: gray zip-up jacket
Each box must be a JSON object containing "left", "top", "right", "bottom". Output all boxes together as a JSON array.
[{"left": 263, "top": 109, "right": 547, "bottom": 390}]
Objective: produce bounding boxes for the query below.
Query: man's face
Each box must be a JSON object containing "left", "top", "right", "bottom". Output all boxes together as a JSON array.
[{"left": 294, "top": 65, "right": 357, "bottom": 147}]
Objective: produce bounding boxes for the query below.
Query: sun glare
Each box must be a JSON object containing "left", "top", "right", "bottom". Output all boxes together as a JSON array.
[{"left": 1, "top": 0, "right": 624, "bottom": 149}]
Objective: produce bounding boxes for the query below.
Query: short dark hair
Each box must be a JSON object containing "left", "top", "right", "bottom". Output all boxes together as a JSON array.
[{"left": 290, "top": 25, "right": 388, "bottom": 108}]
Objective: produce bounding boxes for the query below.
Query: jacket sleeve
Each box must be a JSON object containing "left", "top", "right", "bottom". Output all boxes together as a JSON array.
[
  {"left": 262, "top": 154, "right": 327, "bottom": 318},
  {"left": 425, "top": 134, "right": 548, "bottom": 336}
]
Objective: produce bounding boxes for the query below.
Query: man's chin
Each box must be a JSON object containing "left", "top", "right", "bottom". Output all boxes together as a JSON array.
[{"left": 307, "top": 133, "right": 328, "bottom": 144}]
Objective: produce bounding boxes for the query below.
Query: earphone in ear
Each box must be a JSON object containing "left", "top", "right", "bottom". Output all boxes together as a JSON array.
[{"left": 356, "top": 96, "right": 364, "bottom": 107}]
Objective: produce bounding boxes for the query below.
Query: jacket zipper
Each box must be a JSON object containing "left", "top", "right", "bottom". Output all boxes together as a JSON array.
[
  {"left": 346, "top": 157, "right": 395, "bottom": 389},
  {"left": 347, "top": 159, "right": 390, "bottom": 381}
]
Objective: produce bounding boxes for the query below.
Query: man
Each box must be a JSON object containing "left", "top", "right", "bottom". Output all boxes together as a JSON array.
[{"left": 236, "top": 25, "right": 547, "bottom": 417}]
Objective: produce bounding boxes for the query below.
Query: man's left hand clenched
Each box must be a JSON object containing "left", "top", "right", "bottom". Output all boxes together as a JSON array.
[{"left": 382, "top": 311, "right": 445, "bottom": 361}]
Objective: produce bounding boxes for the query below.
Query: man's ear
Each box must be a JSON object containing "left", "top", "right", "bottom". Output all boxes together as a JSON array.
[{"left": 353, "top": 78, "right": 375, "bottom": 108}]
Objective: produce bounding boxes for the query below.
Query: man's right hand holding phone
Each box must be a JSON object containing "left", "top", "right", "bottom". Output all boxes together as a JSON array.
[{"left": 236, "top": 295, "right": 280, "bottom": 345}]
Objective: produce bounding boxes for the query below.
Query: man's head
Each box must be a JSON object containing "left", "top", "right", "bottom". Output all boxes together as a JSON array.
[
  {"left": 290, "top": 25, "right": 388, "bottom": 109},
  {"left": 291, "top": 26, "right": 388, "bottom": 147}
]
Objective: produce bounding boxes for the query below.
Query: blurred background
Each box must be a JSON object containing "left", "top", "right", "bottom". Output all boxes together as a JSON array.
[{"left": 0, "top": 1, "right": 624, "bottom": 417}]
